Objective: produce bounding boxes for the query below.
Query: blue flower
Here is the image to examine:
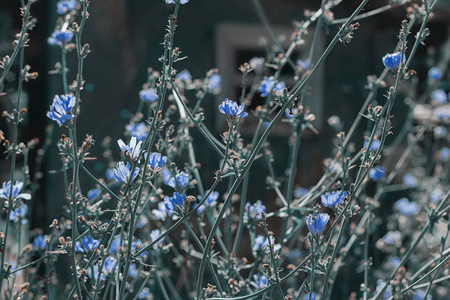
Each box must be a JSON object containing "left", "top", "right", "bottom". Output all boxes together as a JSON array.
[
  {"left": 395, "top": 198, "right": 419, "bottom": 215},
  {"left": 87, "top": 188, "right": 101, "bottom": 201},
  {"left": 403, "top": 173, "right": 417, "bottom": 188},
  {"left": 147, "top": 152, "right": 167, "bottom": 170},
  {"left": 382, "top": 231, "right": 401, "bottom": 245},
  {"left": 175, "top": 172, "right": 189, "bottom": 188},
  {"left": 376, "top": 280, "right": 392, "bottom": 300},
  {"left": 75, "top": 236, "right": 100, "bottom": 252},
  {"left": 113, "top": 162, "right": 139, "bottom": 183},
  {"left": 369, "top": 166, "right": 386, "bottom": 181},
  {"left": 382, "top": 52, "right": 404, "bottom": 70},
  {"left": 364, "top": 139, "right": 381, "bottom": 151},
  {"left": 57, "top": 0, "right": 76, "bottom": 14},
  {"left": 34, "top": 235, "right": 48, "bottom": 250},
  {"left": 106, "top": 168, "right": 115, "bottom": 180},
  {"left": 321, "top": 190, "right": 347, "bottom": 208},
  {"left": 47, "top": 95, "right": 76, "bottom": 126},
  {"left": 428, "top": 67, "right": 442, "bottom": 80},
  {"left": 125, "top": 122, "right": 148, "bottom": 141},
  {"left": 164, "top": 192, "right": 186, "bottom": 212},
  {"left": 9, "top": 204, "right": 28, "bottom": 224},
  {"left": 139, "top": 89, "right": 158, "bottom": 102},
  {"left": 103, "top": 256, "right": 118, "bottom": 274},
  {"left": 431, "top": 89, "right": 448, "bottom": 104},
  {"left": 412, "top": 290, "right": 432, "bottom": 300},
  {"left": 176, "top": 69, "right": 192, "bottom": 82},
  {"left": 48, "top": 30, "right": 73, "bottom": 45},
  {"left": 244, "top": 200, "right": 266, "bottom": 221},
  {"left": 166, "top": 0, "right": 189, "bottom": 4},
  {"left": 389, "top": 257, "right": 400, "bottom": 267},
  {"left": 152, "top": 201, "right": 173, "bottom": 220},
  {"left": 208, "top": 74, "right": 221, "bottom": 91},
  {"left": 285, "top": 107, "right": 298, "bottom": 119},
  {"left": 440, "top": 147, "right": 450, "bottom": 162},
  {"left": 304, "top": 293, "right": 317, "bottom": 300},
  {"left": 431, "top": 189, "right": 443, "bottom": 203},
  {"left": 274, "top": 81, "right": 285, "bottom": 93},
  {"left": 139, "top": 287, "right": 151, "bottom": 299},
  {"left": 195, "top": 190, "right": 219, "bottom": 213},
  {"left": 250, "top": 274, "right": 268, "bottom": 289},
  {"left": 258, "top": 76, "right": 274, "bottom": 97},
  {"left": 218, "top": 99, "right": 248, "bottom": 118},
  {"left": 150, "top": 229, "right": 165, "bottom": 250},
  {"left": 108, "top": 236, "right": 121, "bottom": 254},
  {"left": 252, "top": 235, "right": 281, "bottom": 256},
  {"left": 0, "top": 181, "right": 31, "bottom": 201},
  {"left": 305, "top": 213, "right": 330, "bottom": 238},
  {"left": 294, "top": 187, "right": 309, "bottom": 198},
  {"left": 118, "top": 137, "right": 143, "bottom": 160},
  {"left": 132, "top": 239, "right": 149, "bottom": 257},
  {"left": 297, "top": 59, "right": 310, "bottom": 70},
  {"left": 434, "top": 126, "right": 447, "bottom": 138},
  {"left": 128, "top": 263, "right": 139, "bottom": 278}
]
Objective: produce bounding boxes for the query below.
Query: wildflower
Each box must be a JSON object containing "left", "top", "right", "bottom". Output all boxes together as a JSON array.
[
  {"left": 431, "top": 189, "right": 443, "bottom": 203},
  {"left": 161, "top": 168, "right": 175, "bottom": 187},
  {"left": 103, "top": 256, "right": 118, "bottom": 275},
  {"left": 440, "top": 147, "right": 450, "bottom": 162},
  {"left": 431, "top": 89, "right": 448, "bottom": 104},
  {"left": 128, "top": 264, "right": 139, "bottom": 278},
  {"left": 403, "top": 173, "right": 417, "bottom": 188},
  {"left": 376, "top": 280, "right": 392, "bottom": 300},
  {"left": 139, "top": 89, "right": 158, "bottom": 102},
  {"left": 150, "top": 229, "right": 165, "bottom": 250},
  {"left": 75, "top": 236, "right": 100, "bottom": 252},
  {"left": 218, "top": 99, "right": 248, "bottom": 118},
  {"left": 164, "top": 192, "right": 186, "bottom": 212},
  {"left": 250, "top": 274, "right": 268, "bottom": 289},
  {"left": 113, "top": 162, "right": 139, "bottom": 183},
  {"left": 244, "top": 200, "right": 266, "bottom": 221},
  {"left": 389, "top": 257, "right": 400, "bottom": 267},
  {"left": 139, "top": 287, "right": 151, "bottom": 299},
  {"left": 297, "top": 58, "right": 310, "bottom": 70},
  {"left": 305, "top": 213, "right": 330, "bottom": 238},
  {"left": 428, "top": 67, "right": 442, "bottom": 80},
  {"left": 147, "top": 152, "right": 167, "bottom": 170},
  {"left": 304, "top": 293, "right": 317, "bottom": 300},
  {"left": 9, "top": 204, "right": 28, "bottom": 224},
  {"left": 176, "top": 69, "right": 192, "bottom": 82},
  {"left": 152, "top": 201, "right": 173, "bottom": 220},
  {"left": 125, "top": 122, "right": 148, "bottom": 141},
  {"left": 0, "top": 181, "right": 31, "bottom": 201},
  {"left": 196, "top": 190, "right": 219, "bottom": 213},
  {"left": 395, "top": 198, "right": 419, "bottom": 215},
  {"left": 252, "top": 235, "right": 281, "bottom": 256},
  {"left": 106, "top": 168, "right": 115, "bottom": 180},
  {"left": 87, "top": 188, "right": 101, "bottom": 201},
  {"left": 175, "top": 172, "right": 189, "bottom": 188},
  {"left": 369, "top": 166, "right": 386, "bottom": 181},
  {"left": 413, "top": 290, "right": 432, "bottom": 300},
  {"left": 34, "top": 235, "right": 48, "bottom": 250},
  {"left": 364, "top": 139, "right": 380, "bottom": 151},
  {"left": 48, "top": 30, "right": 73, "bottom": 45},
  {"left": 57, "top": 0, "right": 76, "bottom": 14},
  {"left": 166, "top": 0, "right": 189, "bottom": 4},
  {"left": 382, "top": 52, "right": 404, "bottom": 70},
  {"left": 47, "top": 94, "right": 76, "bottom": 127},
  {"left": 208, "top": 74, "right": 221, "bottom": 91},
  {"left": 108, "top": 236, "right": 121, "bottom": 254},
  {"left": 258, "top": 76, "right": 285, "bottom": 97},
  {"left": 285, "top": 107, "right": 298, "bottom": 119},
  {"left": 117, "top": 137, "right": 143, "bottom": 160},
  {"left": 249, "top": 57, "right": 265, "bottom": 72},
  {"left": 294, "top": 187, "right": 309, "bottom": 198},
  {"left": 433, "top": 126, "right": 447, "bottom": 138},
  {"left": 321, "top": 190, "right": 347, "bottom": 208},
  {"left": 382, "top": 231, "right": 401, "bottom": 245}
]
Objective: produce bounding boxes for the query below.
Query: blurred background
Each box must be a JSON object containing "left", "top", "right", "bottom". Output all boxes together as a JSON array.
[{"left": 0, "top": 0, "right": 450, "bottom": 262}]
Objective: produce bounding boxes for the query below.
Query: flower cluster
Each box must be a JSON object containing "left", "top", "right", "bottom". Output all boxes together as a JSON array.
[
  {"left": 258, "top": 76, "right": 285, "bottom": 97},
  {"left": 57, "top": 0, "right": 76, "bottom": 14},
  {"left": 113, "top": 162, "right": 140, "bottom": 183},
  {"left": 48, "top": 30, "right": 73, "bottom": 45}
]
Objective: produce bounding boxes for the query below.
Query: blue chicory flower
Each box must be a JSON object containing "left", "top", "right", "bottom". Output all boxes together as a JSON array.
[
  {"left": 305, "top": 213, "right": 330, "bottom": 238},
  {"left": 364, "top": 139, "right": 381, "bottom": 151},
  {"left": 164, "top": 192, "right": 186, "bottom": 212},
  {"left": 297, "top": 58, "right": 310, "bottom": 70},
  {"left": 403, "top": 173, "right": 417, "bottom": 188},
  {"left": 195, "top": 190, "right": 219, "bottom": 213},
  {"left": 428, "top": 67, "right": 442, "bottom": 80},
  {"left": 304, "top": 293, "right": 317, "bottom": 300},
  {"left": 113, "top": 162, "right": 139, "bottom": 183},
  {"left": 395, "top": 198, "right": 419, "bottom": 215},
  {"left": 128, "top": 263, "right": 139, "bottom": 278},
  {"left": 294, "top": 187, "right": 309, "bottom": 198},
  {"left": 87, "top": 188, "right": 101, "bottom": 201},
  {"left": 440, "top": 147, "right": 450, "bottom": 162},
  {"left": 389, "top": 257, "right": 400, "bottom": 267},
  {"left": 139, "top": 89, "right": 158, "bottom": 102},
  {"left": 218, "top": 98, "right": 248, "bottom": 118},
  {"left": 109, "top": 236, "right": 121, "bottom": 254},
  {"left": 0, "top": 181, "right": 31, "bottom": 201},
  {"left": 147, "top": 152, "right": 167, "bottom": 170},
  {"left": 434, "top": 126, "right": 447, "bottom": 138},
  {"left": 57, "top": 0, "right": 76, "bottom": 14},
  {"left": 208, "top": 74, "right": 221, "bottom": 91},
  {"left": 382, "top": 231, "right": 401, "bottom": 245},
  {"left": 9, "top": 204, "right": 28, "bottom": 223},
  {"left": 152, "top": 201, "right": 172, "bottom": 221},
  {"left": 412, "top": 290, "right": 432, "bottom": 300},
  {"left": 118, "top": 137, "right": 143, "bottom": 161},
  {"left": 150, "top": 229, "right": 165, "bottom": 250},
  {"left": 258, "top": 77, "right": 284, "bottom": 97},
  {"left": 75, "top": 236, "right": 100, "bottom": 252},
  {"left": 431, "top": 189, "right": 443, "bottom": 203},
  {"left": 176, "top": 69, "right": 192, "bottom": 82},
  {"left": 321, "top": 190, "right": 347, "bottom": 208},
  {"left": 252, "top": 235, "right": 281, "bottom": 256},
  {"left": 431, "top": 89, "right": 448, "bottom": 104},
  {"left": 139, "top": 287, "right": 151, "bottom": 299},
  {"left": 382, "top": 52, "right": 404, "bottom": 70},
  {"left": 47, "top": 94, "right": 76, "bottom": 126},
  {"left": 250, "top": 274, "right": 268, "bottom": 289},
  {"left": 376, "top": 280, "right": 392, "bottom": 300},
  {"left": 244, "top": 200, "right": 266, "bottom": 221},
  {"left": 48, "top": 30, "right": 73, "bottom": 45},
  {"left": 34, "top": 235, "right": 48, "bottom": 250},
  {"left": 175, "top": 172, "right": 189, "bottom": 188},
  {"left": 369, "top": 166, "right": 386, "bottom": 181},
  {"left": 125, "top": 122, "right": 148, "bottom": 141}
]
